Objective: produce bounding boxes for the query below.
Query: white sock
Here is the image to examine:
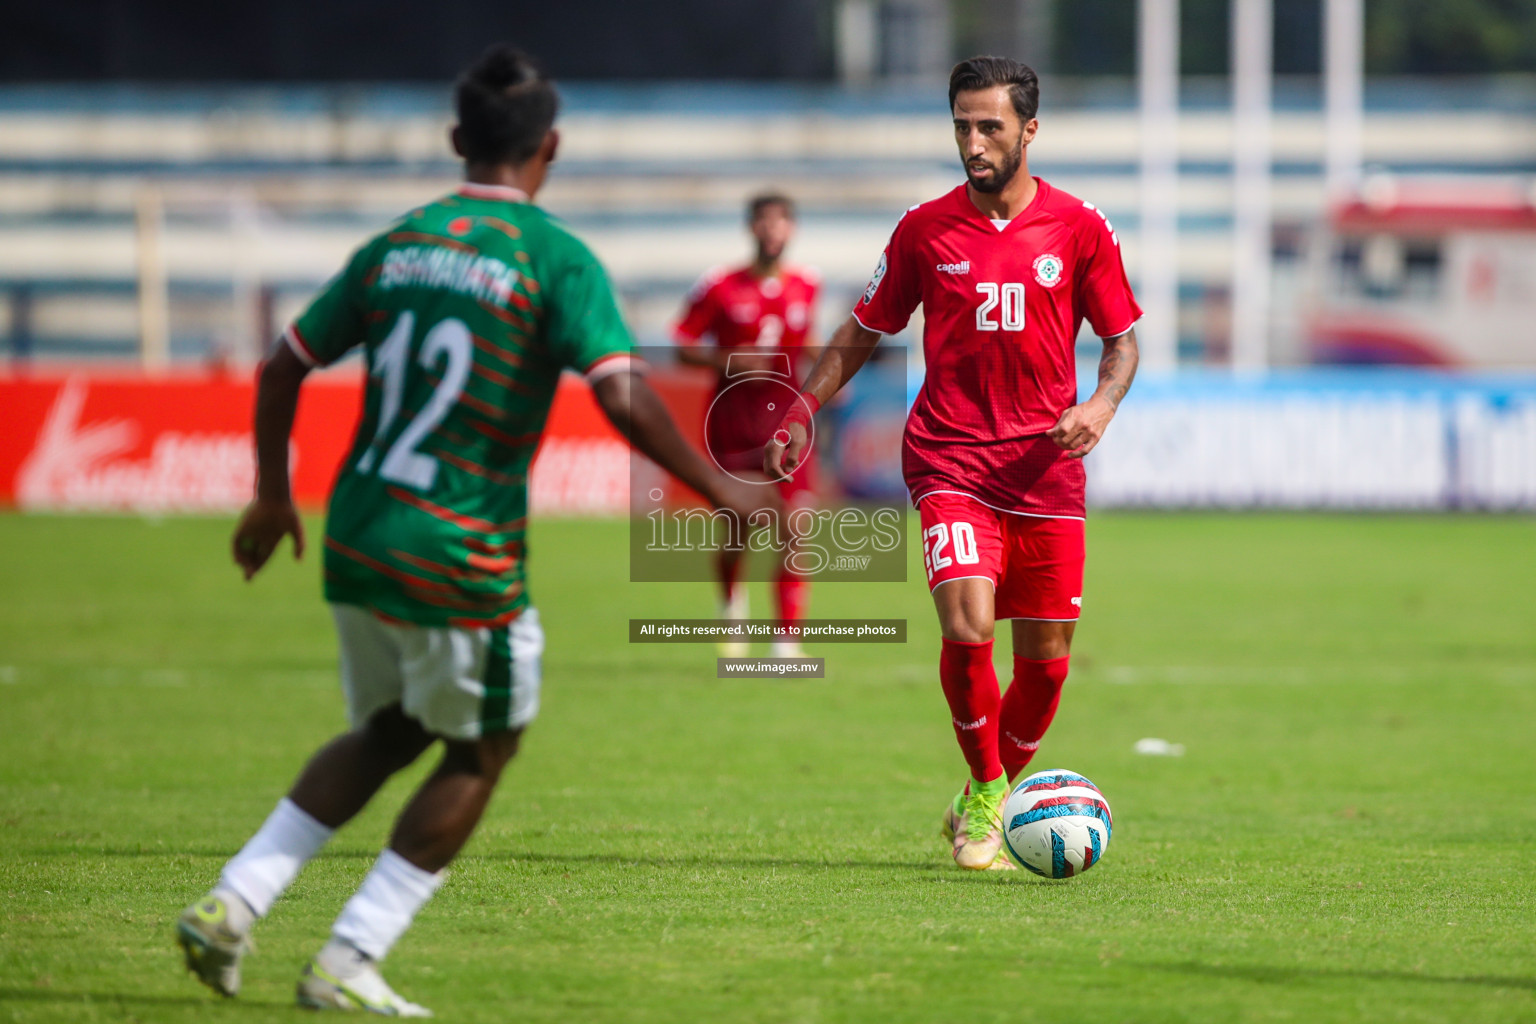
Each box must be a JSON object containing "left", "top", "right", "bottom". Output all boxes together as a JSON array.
[
  {"left": 218, "top": 797, "right": 334, "bottom": 918},
  {"left": 331, "top": 849, "right": 445, "bottom": 962}
]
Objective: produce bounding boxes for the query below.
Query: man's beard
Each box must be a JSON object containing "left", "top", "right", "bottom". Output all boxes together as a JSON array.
[{"left": 966, "top": 135, "right": 1024, "bottom": 194}]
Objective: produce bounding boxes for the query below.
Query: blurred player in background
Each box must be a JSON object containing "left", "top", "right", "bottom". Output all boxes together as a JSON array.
[
  {"left": 766, "top": 57, "right": 1140, "bottom": 871},
  {"left": 674, "top": 193, "right": 820, "bottom": 657},
  {"left": 175, "top": 45, "right": 763, "bottom": 1014}
]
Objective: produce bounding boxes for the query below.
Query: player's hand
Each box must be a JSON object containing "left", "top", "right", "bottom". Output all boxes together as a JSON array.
[
  {"left": 1048, "top": 396, "right": 1116, "bottom": 459},
  {"left": 232, "top": 498, "right": 306, "bottom": 581},
  {"left": 764, "top": 420, "right": 810, "bottom": 480}
]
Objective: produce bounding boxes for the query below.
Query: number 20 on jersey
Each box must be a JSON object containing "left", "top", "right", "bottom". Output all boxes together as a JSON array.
[{"left": 975, "top": 282, "right": 1025, "bottom": 332}]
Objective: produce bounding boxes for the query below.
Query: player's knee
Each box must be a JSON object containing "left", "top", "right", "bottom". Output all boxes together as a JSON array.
[
  {"left": 361, "top": 705, "right": 434, "bottom": 771},
  {"left": 479, "top": 728, "right": 522, "bottom": 773},
  {"left": 940, "top": 609, "right": 994, "bottom": 644},
  {"left": 1013, "top": 621, "right": 1074, "bottom": 660},
  {"left": 1028, "top": 636, "right": 1071, "bottom": 660},
  {"left": 944, "top": 622, "right": 993, "bottom": 644},
  {"left": 441, "top": 728, "right": 521, "bottom": 780}
]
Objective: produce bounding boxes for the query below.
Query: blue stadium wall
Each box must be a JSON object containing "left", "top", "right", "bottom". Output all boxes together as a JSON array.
[{"left": 0, "top": 1, "right": 835, "bottom": 82}]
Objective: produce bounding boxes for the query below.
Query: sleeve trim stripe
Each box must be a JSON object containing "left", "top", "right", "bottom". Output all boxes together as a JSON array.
[
  {"left": 850, "top": 310, "right": 896, "bottom": 336},
  {"left": 585, "top": 353, "right": 644, "bottom": 383},
  {"left": 284, "top": 325, "right": 322, "bottom": 367},
  {"left": 1098, "top": 313, "right": 1144, "bottom": 340}
]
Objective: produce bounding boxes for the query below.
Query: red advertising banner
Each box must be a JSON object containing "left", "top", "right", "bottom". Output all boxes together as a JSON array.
[
  {"left": 0, "top": 369, "right": 362, "bottom": 512},
  {"left": 0, "top": 368, "right": 711, "bottom": 514}
]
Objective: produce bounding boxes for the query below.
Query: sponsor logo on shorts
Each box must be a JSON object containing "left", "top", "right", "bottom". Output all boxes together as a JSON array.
[
  {"left": 936, "top": 260, "right": 971, "bottom": 275},
  {"left": 1033, "top": 253, "right": 1065, "bottom": 288},
  {"left": 1070, "top": 596, "right": 1082, "bottom": 608}
]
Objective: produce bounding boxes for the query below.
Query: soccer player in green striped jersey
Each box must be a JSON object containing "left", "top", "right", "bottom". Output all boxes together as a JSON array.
[{"left": 175, "top": 46, "right": 765, "bottom": 1015}]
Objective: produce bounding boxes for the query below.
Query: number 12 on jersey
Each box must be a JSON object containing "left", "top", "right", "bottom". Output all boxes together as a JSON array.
[
  {"left": 975, "top": 282, "right": 1026, "bottom": 332},
  {"left": 356, "top": 310, "right": 474, "bottom": 491}
]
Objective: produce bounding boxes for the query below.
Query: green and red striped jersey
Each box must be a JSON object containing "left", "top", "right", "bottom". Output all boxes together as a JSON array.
[{"left": 284, "top": 182, "right": 637, "bottom": 627}]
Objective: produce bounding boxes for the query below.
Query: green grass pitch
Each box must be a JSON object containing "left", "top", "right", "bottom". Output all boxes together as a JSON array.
[{"left": 1, "top": 511, "right": 1534, "bottom": 1023}]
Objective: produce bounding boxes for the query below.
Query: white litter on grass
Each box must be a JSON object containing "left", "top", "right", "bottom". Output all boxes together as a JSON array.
[{"left": 1134, "top": 737, "right": 1185, "bottom": 757}]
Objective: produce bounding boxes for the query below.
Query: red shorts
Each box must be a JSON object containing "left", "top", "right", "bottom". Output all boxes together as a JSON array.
[{"left": 916, "top": 491, "right": 1085, "bottom": 621}]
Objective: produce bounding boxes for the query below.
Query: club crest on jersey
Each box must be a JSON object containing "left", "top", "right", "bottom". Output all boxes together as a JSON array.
[
  {"left": 1033, "top": 253, "right": 1064, "bottom": 288},
  {"left": 862, "top": 251, "right": 887, "bottom": 304}
]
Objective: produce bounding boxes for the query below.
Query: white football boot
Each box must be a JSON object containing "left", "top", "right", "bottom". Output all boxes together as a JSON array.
[
  {"left": 296, "top": 941, "right": 432, "bottom": 1016},
  {"left": 951, "top": 779, "right": 1017, "bottom": 871},
  {"left": 769, "top": 638, "right": 807, "bottom": 658},
  {"left": 175, "top": 888, "right": 256, "bottom": 997},
  {"left": 717, "top": 585, "right": 749, "bottom": 658}
]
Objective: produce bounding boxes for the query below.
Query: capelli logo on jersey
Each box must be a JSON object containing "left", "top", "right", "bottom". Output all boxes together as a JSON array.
[{"left": 935, "top": 261, "right": 971, "bottom": 275}]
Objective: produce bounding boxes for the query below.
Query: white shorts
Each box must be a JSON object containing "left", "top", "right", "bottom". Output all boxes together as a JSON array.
[{"left": 331, "top": 603, "right": 543, "bottom": 740}]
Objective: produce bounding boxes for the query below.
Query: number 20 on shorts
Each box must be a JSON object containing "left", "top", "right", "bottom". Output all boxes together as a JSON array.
[{"left": 923, "top": 520, "right": 980, "bottom": 581}]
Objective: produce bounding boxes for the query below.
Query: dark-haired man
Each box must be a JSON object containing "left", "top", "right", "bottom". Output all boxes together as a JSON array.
[
  {"left": 674, "top": 193, "right": 820, "bottom": 656},
  {"left": 174, "top": 46, "right": 765, "bottom": 1013},
  {"left": 766, "top": 56, "right": 1140, "bottom": 872}
]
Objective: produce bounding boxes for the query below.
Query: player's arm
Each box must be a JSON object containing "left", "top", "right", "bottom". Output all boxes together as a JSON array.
[
  {"left": 676, "top": 344, "right": 731, "bottom": 373},
  {"left": 1048, "top": 327, "right": 1139, "bottom": 459},
  {"left": 591, "top": 371, "right": 770, "bottom": 524},
  {"left": 763, "top": 314, "right": 881, "bottom": 479},
  {"left": 673, "top": 273, "right": 734, "bottom": 373},
  {"left": 233, "top": 342, "right": 312, "bottom": 579},
  {"left": 233, "top": 240, "right": 369, "bottom": 577}
]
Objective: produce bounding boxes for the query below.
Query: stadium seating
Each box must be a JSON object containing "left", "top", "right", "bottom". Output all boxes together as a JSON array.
[{"left": 0, "top": 79, "right": 1530, "bottom": 361}]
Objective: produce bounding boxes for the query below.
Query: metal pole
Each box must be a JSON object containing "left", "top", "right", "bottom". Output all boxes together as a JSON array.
[
  {"left": 1324, "top": 0, "right": 1364, "bottom": 202},
  {"left": 230, "top": 186, "right": 263, "bottom": 365},
  {"left": 1138, "top": 0, "right": 1180, "bottom": 371},
  {"left": 836, "top": 0, "right": 878, "bottom": 85},
  {"left": 136, "top": 184, "right": 169, "bottom": 370},
  {"left": 1230, "top": 0, "right": 1272, "bottom": 372}
]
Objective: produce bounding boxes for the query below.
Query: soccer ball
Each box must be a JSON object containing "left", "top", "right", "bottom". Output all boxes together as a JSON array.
[{"left": 1001, "top": 769, "right": 1113, "bottom": 878}]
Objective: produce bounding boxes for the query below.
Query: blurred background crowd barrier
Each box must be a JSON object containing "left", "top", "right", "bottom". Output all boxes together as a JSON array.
[{"left": 1, "top": 0, "right": 1533, "bottom": 511}]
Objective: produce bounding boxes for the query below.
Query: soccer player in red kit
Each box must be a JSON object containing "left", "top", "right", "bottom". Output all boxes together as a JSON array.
[
  {"left": 675, "top": 193, "right": 821, "bottom": 656},
  {"left": 766, "top": 57, "right": 1140, "bottom": 870}
]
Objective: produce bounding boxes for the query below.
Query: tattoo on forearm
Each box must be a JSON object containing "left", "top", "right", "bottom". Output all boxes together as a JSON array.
[{"left": 1097, "top": 332, "right": 1139, "bottom": 411}]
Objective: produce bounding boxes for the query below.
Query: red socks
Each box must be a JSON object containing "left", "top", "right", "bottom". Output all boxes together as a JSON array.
[
  {"left": 939, "top": 638, "right": 1003, "bottom": 784},
  {"left": 774, "top": 571, "right": 808, "bottom": 629},
  {"left": 999, "top": 655, "right": 1069, "bottom": 779},
  {"left": 715, "top": 550, "right": 743, "bottom": 604}
]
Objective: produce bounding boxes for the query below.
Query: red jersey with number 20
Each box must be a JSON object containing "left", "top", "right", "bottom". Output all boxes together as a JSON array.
[{"left": 853, "top": 179, "right": 1141, "bottom": 518}]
